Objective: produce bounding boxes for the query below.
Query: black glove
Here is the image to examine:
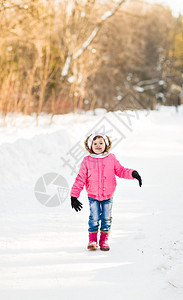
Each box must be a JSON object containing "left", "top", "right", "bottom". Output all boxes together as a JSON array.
[
  {"left": 132, "top": 171, "right": 142, "bottom": 187},
  {"left": 71, "top": 196, "right": 83, "bottom": 212}
]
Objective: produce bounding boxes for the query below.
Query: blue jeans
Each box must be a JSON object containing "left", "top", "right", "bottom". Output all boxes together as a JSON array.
[{"left": 88, "top": 197, "right": 113, "bottom": 232}]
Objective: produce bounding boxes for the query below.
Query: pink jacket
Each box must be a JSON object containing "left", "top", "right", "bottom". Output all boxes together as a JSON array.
[{"left": 71, "top": 153, "right": 135, "bottom": 201}]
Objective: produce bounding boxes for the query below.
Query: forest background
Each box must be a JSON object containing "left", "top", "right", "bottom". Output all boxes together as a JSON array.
[{"left": 0, "top": 0, "right": 183, "bottom": 119}]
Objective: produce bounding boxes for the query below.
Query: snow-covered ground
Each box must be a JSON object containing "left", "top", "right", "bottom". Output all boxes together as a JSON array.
[{"left": 0, "top": 106, "right": 183, "bottom": 300}]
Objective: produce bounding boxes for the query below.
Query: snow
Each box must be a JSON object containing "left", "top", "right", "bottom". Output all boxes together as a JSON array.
[
  {"left": 0, "top": 105, "right": 183, "bottom": 299},
  {"left": 133, "top": 86, "right": 144, "bottom": 93},
  {"left": 72, "top": 27, "right": 99, "bottom": 60},
  {"left": 68, "top": 75, "right": 75, "bottom": 83},
  {"left": 61, "top": 53, "right": 72, "bottom": 77},
  {"left": 101, "top": 11, "right": 113, "bottom": 20},
  {"left": 81, "top": 11, "right": 85, "bottom": 18},
  {"left": 67, "top": 0, "right": 74, "bottom": 17}
]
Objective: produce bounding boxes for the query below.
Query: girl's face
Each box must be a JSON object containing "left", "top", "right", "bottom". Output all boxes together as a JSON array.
[{"left": 92, "top": 137, "right": 106, "bottom": 154}]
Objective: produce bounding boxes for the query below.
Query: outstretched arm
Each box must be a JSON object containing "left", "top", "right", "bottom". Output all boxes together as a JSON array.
[
  {"left": 114, "top": 156, "right": 134, "bottom": 179},
  {"left": 70, "top": 157, "right": 87, "bottom": 198},
  {"left": 114, "top": 156, "right": 142, "bottom": 187},
  {"left": 70, "top": 157, "right": 87, "bottom": 211}
]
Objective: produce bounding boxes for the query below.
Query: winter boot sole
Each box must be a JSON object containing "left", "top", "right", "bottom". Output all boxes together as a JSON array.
[
  {"left": 87, "top": 244, "right": 98, "bottom": 250},
  {"left": 100, "top": 247, "right": 110, "bottom": 251}
]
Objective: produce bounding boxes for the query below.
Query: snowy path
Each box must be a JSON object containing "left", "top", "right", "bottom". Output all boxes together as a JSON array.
[{"left": 0, "top": 107, "right": 183, "bottom": 299}]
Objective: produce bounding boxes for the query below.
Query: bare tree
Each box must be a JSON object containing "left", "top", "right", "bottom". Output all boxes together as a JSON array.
[{"left": 0, "top": 0, "right": 180, "bottom": 119}]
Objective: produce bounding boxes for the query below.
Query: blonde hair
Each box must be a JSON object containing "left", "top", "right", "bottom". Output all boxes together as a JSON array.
[{"left": 84, "top": 134, "right": 112, "bottom": 154}]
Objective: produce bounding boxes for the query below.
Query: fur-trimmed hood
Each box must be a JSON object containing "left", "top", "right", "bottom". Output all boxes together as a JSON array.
[{"left": 84, "top": 134, "right": 112, "bottom": 154}]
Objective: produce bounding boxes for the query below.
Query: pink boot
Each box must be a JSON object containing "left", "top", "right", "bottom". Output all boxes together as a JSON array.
[
  {"left": 99, "top": 231, "right": 110, "bottom": 251},
  {"left": 87, "top": 231, "right": 98, "bottom": 250}
]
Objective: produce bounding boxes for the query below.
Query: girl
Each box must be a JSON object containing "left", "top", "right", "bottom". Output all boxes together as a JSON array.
[{"left": 70, "top": 133, "right": 142, "bottom": 251}]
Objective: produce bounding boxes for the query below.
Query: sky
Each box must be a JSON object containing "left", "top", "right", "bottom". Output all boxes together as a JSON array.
[{"left": 147, "top": 0, "right": 183, "bottom": 17}]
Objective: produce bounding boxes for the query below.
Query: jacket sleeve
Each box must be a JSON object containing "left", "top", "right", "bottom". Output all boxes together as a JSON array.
[
  {"left": 70, "top": 157, "right": 88, "bottom": 198},
  {"left": 114, "top": 155, "right": 135, "bottom": 179}
]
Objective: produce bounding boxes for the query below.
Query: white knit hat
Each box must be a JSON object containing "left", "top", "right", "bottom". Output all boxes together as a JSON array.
[{"left": 87, "top": 133, "right": 109, "bottom": 149}]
